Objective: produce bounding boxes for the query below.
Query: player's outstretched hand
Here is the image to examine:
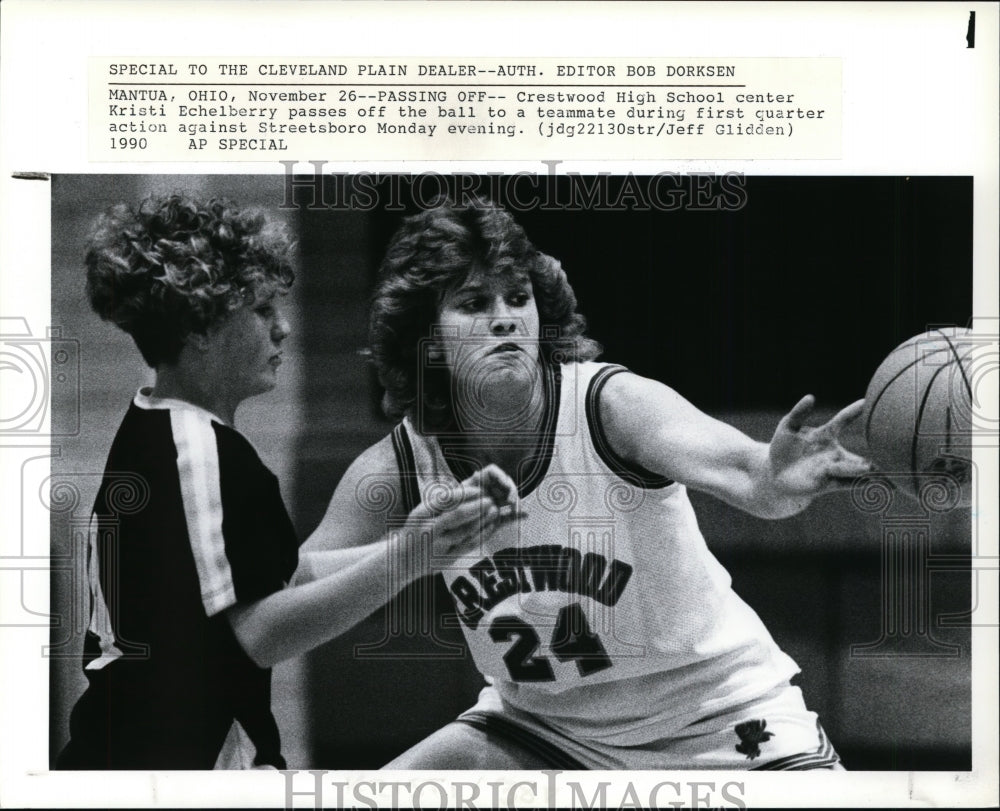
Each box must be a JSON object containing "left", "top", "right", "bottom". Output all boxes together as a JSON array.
[
  {"left": 768, "top": 395, "right": 873, "bottom": 499},
  {"left": 403, "top": 464, "right": 525, "bottom": 560}
]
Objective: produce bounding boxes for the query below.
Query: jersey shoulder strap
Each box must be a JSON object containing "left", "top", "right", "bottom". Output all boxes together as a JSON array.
[
  {"left": 583, "top": 363, "right": 674, "bottom": 489},
  {"left": 391, "top": 421, "right": 420, "bottom": 513}
]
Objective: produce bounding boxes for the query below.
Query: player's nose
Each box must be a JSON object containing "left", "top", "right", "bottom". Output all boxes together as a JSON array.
[
  {"left": 272, "top": 310, "right": 291, "bottom": 342},
  {"left": 490, "top": 317, "right": 518, "bottom": 336},
  {"left": 489, "top": 300, "right": 519, "bottom": 335},
  {"left": 490, "top": 315, "right": 519, "bottom": 336}
]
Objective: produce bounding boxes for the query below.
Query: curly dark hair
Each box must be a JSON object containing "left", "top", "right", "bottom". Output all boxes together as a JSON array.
[
  {"left": 370, "top": 197, "right": 601, "bottom": 431},
  {"left": 85, "top": 193, "right": 294, "bottom": 367}
]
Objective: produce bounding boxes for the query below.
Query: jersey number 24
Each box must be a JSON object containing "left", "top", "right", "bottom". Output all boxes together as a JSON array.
[{"left": 488, "top": 603, "right": 611, "bottom": 682}]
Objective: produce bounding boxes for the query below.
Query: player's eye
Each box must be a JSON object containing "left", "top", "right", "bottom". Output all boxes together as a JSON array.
[
  {"left": 460, "top": 297, "right": 485, "bottom": 312},
  {"left": 255, "top": 304, "right": 275, "bottom": 318},
  {"left": 508, "top": 291, "right": 532, "bottom": 307}
]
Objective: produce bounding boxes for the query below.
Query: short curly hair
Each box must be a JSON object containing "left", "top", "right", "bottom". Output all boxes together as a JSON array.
[
  {"left": 85, "top": 193, "right": 294, "bottom": 367},
  {"left": 370, "top": 197, "right": 601, "bottom": 431}
]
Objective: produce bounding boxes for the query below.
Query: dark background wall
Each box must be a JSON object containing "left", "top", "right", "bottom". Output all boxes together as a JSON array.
[{"left": 52, "top": 174, "right": 972, "bottom": 771}]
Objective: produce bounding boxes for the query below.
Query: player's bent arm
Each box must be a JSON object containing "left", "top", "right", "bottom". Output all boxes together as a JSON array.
[
  {"left": 228, "top": 454, "right": 521, "bottom": 667},
  {"left": 291, "top": 545, "right": 379, "bottom": 586},
  {"left": 228, "top": 437, "right": 406, "bottom": 665},
  {"left": 293, "top": 436, "right": 406, "bottom": 584},
  {"left": 599, "top": 372, "right": 808, "bottom": 519},
  {"left": 226, "top": 535, "right": 409, "bottom": 668}
]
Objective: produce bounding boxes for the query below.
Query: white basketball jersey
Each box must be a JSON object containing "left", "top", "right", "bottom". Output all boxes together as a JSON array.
[{"left": 395, "top": 362, "right": 799, "bottom": 741}]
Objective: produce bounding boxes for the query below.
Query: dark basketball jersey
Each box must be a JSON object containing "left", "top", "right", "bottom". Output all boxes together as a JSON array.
[{"left": 58, "top": 390, "right": 299, "bottom": 769}]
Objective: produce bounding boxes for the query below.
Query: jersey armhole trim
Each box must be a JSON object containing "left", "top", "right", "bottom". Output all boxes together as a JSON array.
[
  {"left": 392, "top": 422, "right": 420, "bottom": 514},
  {"left": 586, "top": 365, "right": 674, "bottom": 490}
]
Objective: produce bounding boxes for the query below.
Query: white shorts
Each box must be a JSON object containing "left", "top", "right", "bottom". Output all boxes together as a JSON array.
[{"left": 457, "top": 682, "right": 840, "bottom": 770}]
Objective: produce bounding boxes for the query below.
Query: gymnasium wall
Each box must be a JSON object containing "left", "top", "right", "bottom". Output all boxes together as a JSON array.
[{"left": 50, "top": 175, "right": 972, "bottom": 770}]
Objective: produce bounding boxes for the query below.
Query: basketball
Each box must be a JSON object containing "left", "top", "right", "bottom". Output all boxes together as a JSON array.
[{"left": 863, "top": 328, "right": 975, "bottom": 505}]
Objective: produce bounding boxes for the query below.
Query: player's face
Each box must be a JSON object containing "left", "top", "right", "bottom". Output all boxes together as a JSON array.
[
  {"left": 205, "top": 292, "right": 291, "bottom": 403},
  {"left": 434, "top": 269, "right": 541, "bottom": 391}
]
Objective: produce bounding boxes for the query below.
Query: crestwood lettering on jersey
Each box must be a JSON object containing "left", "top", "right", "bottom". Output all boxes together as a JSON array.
[{"left": 450, "top": 545, "right": 633, "bottom": 630}]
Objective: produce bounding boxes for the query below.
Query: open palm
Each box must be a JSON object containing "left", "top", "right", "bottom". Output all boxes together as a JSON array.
[{"left": 769, "top": 395, "right": 872, "bottom": 497}]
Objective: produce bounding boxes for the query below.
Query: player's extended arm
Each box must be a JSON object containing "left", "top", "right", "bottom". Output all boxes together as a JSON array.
[
  {"left": 227, "top": 463, "right": 520, "bottom": 668},
  {"left": 291, "top": 435, "right": 431, "bottom": 582},
  {"left": 600, "top": 372, "right": 871, "bottom": 519}
]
